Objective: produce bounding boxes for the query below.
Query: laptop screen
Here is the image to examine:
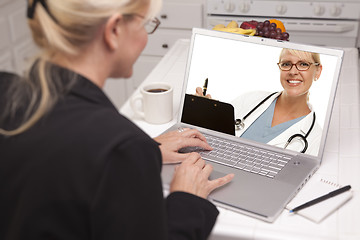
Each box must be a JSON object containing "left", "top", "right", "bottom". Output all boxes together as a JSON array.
[{"left": 182, "top": 29, "right": 343, "bottom": 158}]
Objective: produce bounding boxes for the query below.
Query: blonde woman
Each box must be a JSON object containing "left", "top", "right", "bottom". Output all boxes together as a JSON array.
[{"left": 0, "top": 1, "right": 233, "bottom": 239}]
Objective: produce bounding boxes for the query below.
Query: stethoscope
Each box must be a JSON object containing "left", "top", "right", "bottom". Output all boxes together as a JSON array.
[{"left": 234, "top": 92, "right": 316, "bottom": 153}]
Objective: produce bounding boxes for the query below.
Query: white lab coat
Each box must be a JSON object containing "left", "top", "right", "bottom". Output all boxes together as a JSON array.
[{"left": 232, "top": 91, "right": 322, "bottom": 156}]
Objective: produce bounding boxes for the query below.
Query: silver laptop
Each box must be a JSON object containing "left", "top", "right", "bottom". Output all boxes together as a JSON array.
[{"left": 161, "top": 28, "right": 343, "bottom": 222}]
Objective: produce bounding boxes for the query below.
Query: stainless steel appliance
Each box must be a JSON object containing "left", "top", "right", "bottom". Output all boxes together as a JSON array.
[{"left": 205, "top": 0, "right": 360, "bottom": 48}]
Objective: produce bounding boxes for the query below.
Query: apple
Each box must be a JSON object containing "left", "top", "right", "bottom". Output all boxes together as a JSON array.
[{"left": 240, "top": 20, "right": 258, "bottom": 29}]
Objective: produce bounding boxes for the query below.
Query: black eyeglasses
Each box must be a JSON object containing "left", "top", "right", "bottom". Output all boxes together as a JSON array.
[
  {"left": 124, "top": 13, "right": 161, "bottom": 34},
  {"left": 277, "top": 61, "right": 320, "bottom": 71}
]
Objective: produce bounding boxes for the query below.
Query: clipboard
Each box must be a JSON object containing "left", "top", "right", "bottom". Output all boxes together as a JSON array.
[{"left": 181, "top": 94, "right": 235, "bottom": 135}]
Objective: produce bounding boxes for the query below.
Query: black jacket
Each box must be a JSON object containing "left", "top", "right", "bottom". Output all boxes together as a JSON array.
[{"left": 0, "top": 67, "right": 218, "bottom": 240}]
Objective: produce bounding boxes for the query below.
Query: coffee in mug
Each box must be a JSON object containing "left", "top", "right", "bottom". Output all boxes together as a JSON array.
[
  {"left": 130, "top": 82, "right": 173, "bottom": 124},
  {"left": 147, "top": 88, "right": 168, "bottom": 93}
]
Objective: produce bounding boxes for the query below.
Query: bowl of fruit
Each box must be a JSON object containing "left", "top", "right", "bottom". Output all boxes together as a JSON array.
[
  {"left": 241, "top": 19, "right": 290, "bottom": 40},
  {"left": 213, "top": 19, "right": 290, "bottom": 41},
  {"left": 212, "top": 21, "right": 257, "bottom": 36}
]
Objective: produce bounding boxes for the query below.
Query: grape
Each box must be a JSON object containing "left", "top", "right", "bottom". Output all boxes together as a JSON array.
[
  {"left": 253, "top": 19, "right": 290, "bottom": 40},
  {"left": 270, "top": 31, "right": 277, "bottom": 39},
  {"left": 257, "top": 22, "right": 264, "bottom": 30},
  {"left": 281, "top": 32, "right": 290, "bottom": 40}
]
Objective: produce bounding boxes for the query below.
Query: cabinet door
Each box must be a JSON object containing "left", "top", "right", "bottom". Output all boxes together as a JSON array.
[
  {"left": 158, "top": 2, "right": 203, "bottom": 29},
  {"left": 0, "top": 51, "right": 13, "bottom": 72},
  {"left": 0, "top": 0, "right": 11, "bottom": 7},
  {"left": 0, "top": 0, "right": 37, "bottom": 75},
  {"left": 103, "top": 78, "right": 130, "bottom": 110},
  {"left": 0, "top": 16, "right": 11, "bottom": 52},
  {"left": 8, "top": 4, "right": 30, "bottom": 42},
  {"left": 13, "top": 39, "right": 40, "bottom": 75},
  {"left": 143, "top": 29, "right": 192, "bottom": 56},
  {"left": 131, "top": 55, "right": 162, "bottom": 90},
  {"left": 103, "top": 56, "right": 162, "bottom": 109}
]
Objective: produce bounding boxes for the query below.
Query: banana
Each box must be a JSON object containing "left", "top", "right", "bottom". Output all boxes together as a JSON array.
[
  {"left": 227, "top": 20, "right": 238, "bottom": 28},
  {"left": 213, "top": 24, "right": 226, "bottom": 29},
  {"left": 212, "top": 20, "right": 256, "bottom": 36},
  {"left": 212, "top": 27, "right": 256, "bottom": 36}
]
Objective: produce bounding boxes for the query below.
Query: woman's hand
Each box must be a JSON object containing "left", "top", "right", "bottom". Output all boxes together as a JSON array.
[
  {"left": 170, "top": 153, "right": 234, "bottom": 199},
  {"left": 154, "top": 128, "right": 212, "bottom": 164},
  {"left": 195, "top": 87, "right": 212, "bottom": 99}
]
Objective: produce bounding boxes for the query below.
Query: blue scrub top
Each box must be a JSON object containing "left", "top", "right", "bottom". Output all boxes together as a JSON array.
[{"left": 241, "top": 99, "right": 305, "bottom": 143}]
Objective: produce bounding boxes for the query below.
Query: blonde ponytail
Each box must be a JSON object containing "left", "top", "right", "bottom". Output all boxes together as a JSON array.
[{"left": 0, "top": 59, "right": 51, "bottom": 136}]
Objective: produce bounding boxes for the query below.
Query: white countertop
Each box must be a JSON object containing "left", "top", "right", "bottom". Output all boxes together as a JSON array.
[{"left": 120, "top": 39, "right": 360, "bottom": 240}]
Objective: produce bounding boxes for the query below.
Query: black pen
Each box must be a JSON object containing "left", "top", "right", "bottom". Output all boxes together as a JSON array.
[
  {"left": 203, "top": 78, "right": 208, "bottom": 96},
  {"left": 289, "top": 185, "right": 351, "bottom": 213}
]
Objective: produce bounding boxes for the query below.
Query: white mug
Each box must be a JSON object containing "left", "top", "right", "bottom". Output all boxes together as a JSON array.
[{"left": 130, "top": 82, "right": 173, "bottom": 124}]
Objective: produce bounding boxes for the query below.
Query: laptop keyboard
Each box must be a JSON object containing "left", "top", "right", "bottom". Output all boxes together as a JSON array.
[{"left": 195, "top": 133, "right": 292, "bottom": 179}]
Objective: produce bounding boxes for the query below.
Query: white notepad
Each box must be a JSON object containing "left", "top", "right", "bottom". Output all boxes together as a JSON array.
[{"left": 286, "top": 175, "right": 353, "bottom": 223}]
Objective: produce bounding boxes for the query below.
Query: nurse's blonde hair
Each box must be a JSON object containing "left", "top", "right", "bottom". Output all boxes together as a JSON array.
[
  {"left": 0, "top": 0, "right": 162, "bottom": 136},
  {"left": 279, "top": 48, "right": 321, "bottom": 65}
]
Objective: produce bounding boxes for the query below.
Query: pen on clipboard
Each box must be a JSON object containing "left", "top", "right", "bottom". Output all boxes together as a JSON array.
[
  {"left": 203, "top": 78, "right": 208, "bottom": 96},
  {"left": 289, "top": 185, "right": 351, "bottom": 213}
]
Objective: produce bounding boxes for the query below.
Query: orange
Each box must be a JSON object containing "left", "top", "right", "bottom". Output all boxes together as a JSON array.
[{"left": 269, "top": 19, "right": 286, "bottom": 32}]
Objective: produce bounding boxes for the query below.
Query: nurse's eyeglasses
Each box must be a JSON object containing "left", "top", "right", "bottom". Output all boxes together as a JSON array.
[
  {"left": 124, "top": 13, "right": 161, "bottom": 34},
  {"left": 277, "top": 61, "right": 320, "bottom": 71}
]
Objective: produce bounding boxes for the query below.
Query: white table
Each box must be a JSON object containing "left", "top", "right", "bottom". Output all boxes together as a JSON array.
[{"left": 120, "top": 39, "right": 360, "bottom": 240}]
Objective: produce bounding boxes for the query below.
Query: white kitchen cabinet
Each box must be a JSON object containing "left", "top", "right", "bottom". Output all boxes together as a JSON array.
[
  {"left": 13, "top": 39, "right": 40, "bottom": 75},
  {"left": 0, "top": 51, "right": 13, "bottom": 72},
  {"left": 157, "top": 2, "right": 203, "bottom": 29},
  {"left": 0, "top": 0, "right": 39, "bottom": 76},
  {"left": 0, "top": 17, "right": 11, "bottom": 51},
  {"left": 0, "top": 0, "right": 11, "bottom": 7},
  {"left": 118, "top": 0, "right": 205, "bottom": 109},
  {"left": 143, "top": 29, "right": 193, "bottom": 56}
]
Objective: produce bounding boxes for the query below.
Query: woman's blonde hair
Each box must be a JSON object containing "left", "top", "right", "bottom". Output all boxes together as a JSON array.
[{"left": 0, "top": 0, "right": 162, "bottom": 136}]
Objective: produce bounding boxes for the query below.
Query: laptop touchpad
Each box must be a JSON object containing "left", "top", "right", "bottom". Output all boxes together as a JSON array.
[{"left": 209, "top": 170, "right": 229, "bottom": 181}]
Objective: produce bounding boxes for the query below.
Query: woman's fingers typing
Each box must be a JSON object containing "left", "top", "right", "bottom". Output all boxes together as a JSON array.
[
  {"left": 155, "top": 128, "right": 213, "bottom": 164},
  {"left": 180, "top": 128, "right": 209, "bottom": 144},
  {"left": 194, "top": 157, "right": 206, "bottom": 169}
]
